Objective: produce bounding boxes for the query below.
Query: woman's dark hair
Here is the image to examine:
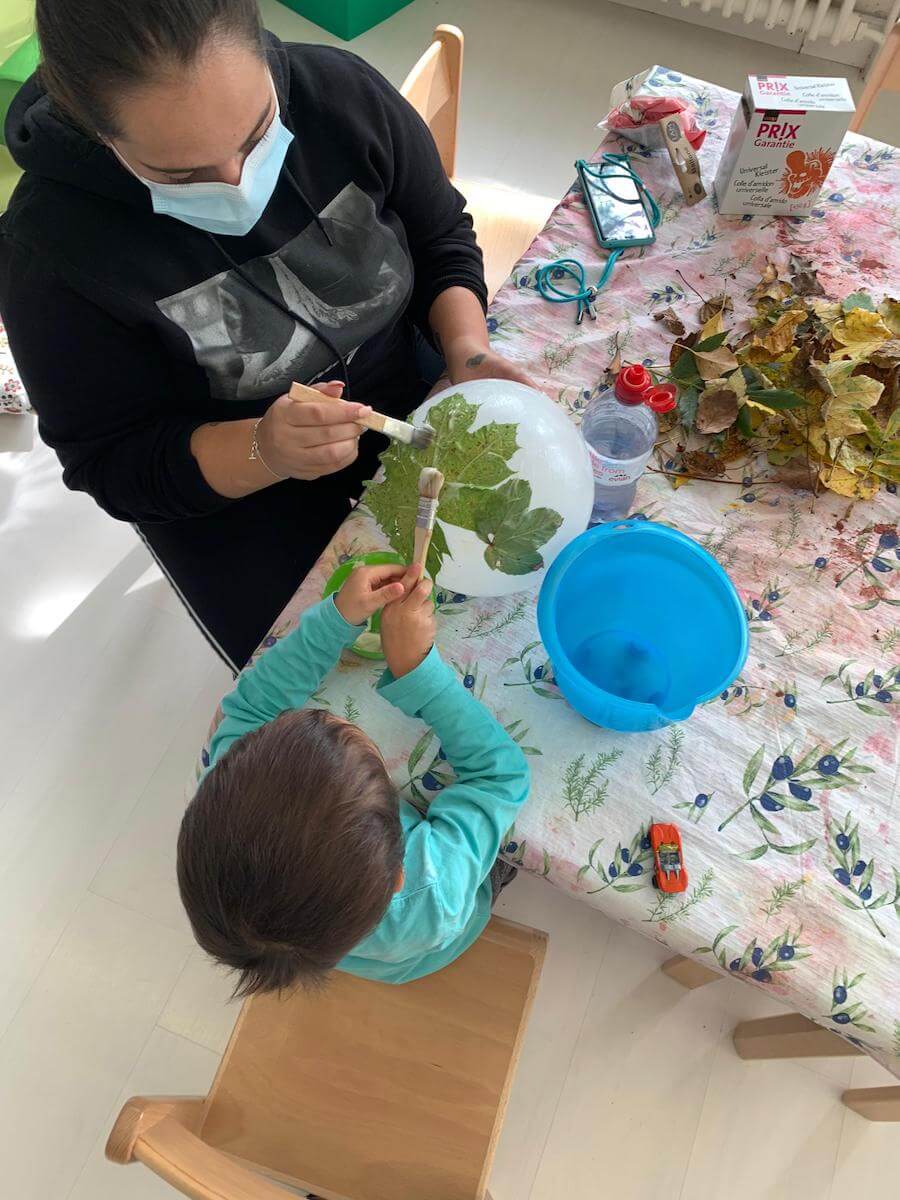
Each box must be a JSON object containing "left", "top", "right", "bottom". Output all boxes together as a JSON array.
[
  {"left": 177, "top": 708, "right": 404, "bottom": 996},
  {"left": 35, "top": 0, "right": 264, "bottom": 137}
]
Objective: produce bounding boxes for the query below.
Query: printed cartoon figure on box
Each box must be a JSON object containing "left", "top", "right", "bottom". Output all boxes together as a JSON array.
[{"left": 714, "top": 75, "right": 854, "bottom": 217}]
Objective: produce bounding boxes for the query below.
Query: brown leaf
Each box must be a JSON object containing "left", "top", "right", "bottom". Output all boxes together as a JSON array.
[
  {"left": 695, "top": 383, "right": 740, "bottom": 433},
  {"left": 699, "top": 293, "right": 733, "bottom": 325},
  {"left": 743, "top": 308, "right": 807, "bottom": 359},
  {"left": 788, "top": 254, "right": 825, "bottom": 298},
  {"left": 681, "top": 449, "right": 726, "bottom": 477},
  {"left": 653, "top": 306, "right": 686, "bottom": 337},
  {"left": 694, "top": 343, "right": 739, "bottom": 380},
  {"left": 878, "top": 297, "right": 900, "bottom": 338},
  {"left": 771, "top": 459, "right": 818, "bottom": 491},
  {"left": 870, "top": 339, "right": 900, "bottom": 369},
  {"left": 670, "top": 329, "right": 697, "bottom": 369}
]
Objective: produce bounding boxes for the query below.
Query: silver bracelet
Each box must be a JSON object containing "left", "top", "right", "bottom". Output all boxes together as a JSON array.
[{"left": 249, "top": 416, "right": 286, "bottom": 480}]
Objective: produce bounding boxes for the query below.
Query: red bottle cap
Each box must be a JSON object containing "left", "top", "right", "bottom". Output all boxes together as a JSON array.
[
  {"left": 614, "top": 364, "right": 652, "bottom": 405},
  {"left": 644, "top": 384, "right": 677, "bottom": 414}
]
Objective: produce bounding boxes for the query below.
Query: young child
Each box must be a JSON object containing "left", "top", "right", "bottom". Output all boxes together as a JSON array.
[{"left": 177, "top": 562, "right": 529, "bottom": 994}]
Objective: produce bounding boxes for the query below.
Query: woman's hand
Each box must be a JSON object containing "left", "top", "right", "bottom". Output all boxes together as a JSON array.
[
  {"left": 256, "top": 381, "right": 372, "bottom": 481},
  {"left": 380, "top": 568, "right": 436, "bottom": 678},
  {"left": 334, "top": 563, "right": 407, "bottom": 627},
  {"left": 446, "top": 342, "right": 534, "bottom": 388}
]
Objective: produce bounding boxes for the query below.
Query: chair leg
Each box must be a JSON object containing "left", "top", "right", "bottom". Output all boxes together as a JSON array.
[
  {"left": 660, "top": 955, "right": 721, "bottom": 989},
  {"left": 733, "top": 1013, "right": 865, "bottom": 1060},
  {"left": 842, "top": 1086, "right": 900, "bottom": 1121}
]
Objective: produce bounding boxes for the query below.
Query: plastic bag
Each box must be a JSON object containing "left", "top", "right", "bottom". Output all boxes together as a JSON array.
[{"left": 599, "top": 65, "right": 707, "bottom": 152}]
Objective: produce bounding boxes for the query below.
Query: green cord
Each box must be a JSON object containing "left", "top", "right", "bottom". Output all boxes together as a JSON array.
[{"left": 536, "top": 153, "right": 659, "bottom": 322}]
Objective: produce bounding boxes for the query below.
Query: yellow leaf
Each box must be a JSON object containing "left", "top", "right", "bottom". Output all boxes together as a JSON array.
[
  {"left": 819, "top": 464, "right": 879, "bottom": 500},
  {"left": 810, "top": 299, "right": 842, "bottom": 324},
  {"left": 829, "top": 309, "right": 893, "bottom": 364},
  {"left": 745, "top": 308, "right": 807, "bottom": 359},
  {"left": 878, "top": 297, "right": 900, "bottom": 338},
  {"left": 698, "top": 308, "right": 725, "bottom": 344},
  {"left": 819, "top": 365, "right": 883, "bottom": 439},
  {"left": 832, "top": 309, "right": 892, "bottom": 345}
]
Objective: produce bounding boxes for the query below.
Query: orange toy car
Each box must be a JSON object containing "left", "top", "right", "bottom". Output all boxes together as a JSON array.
[{"left": 649, "top": 822, "right": 688, "bottom": 893}]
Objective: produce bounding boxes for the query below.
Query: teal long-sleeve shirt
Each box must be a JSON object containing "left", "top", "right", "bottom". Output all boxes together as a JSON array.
[{"left": 207, "top": 596, "right": 530, "bottom": 984}]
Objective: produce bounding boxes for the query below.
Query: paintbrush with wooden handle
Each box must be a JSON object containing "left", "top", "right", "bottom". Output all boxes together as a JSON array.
[
  {"left": 288, "top": 381, "right": 434, "bottom": 451},
  {"left": 412, "top": 467, "right": 444, "bottom": 579}
]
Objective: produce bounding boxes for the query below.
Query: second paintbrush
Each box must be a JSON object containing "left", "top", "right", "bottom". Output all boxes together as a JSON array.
[{"left": 288, "top": 381, "right": 435, "bottom": 451}]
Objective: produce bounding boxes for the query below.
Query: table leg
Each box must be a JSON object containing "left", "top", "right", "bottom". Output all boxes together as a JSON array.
[
  {"left": 733, "top": 1013, "right": 865, "bottom": 1060},
  {"left": 660, "top": 955, "right": 721, "bottom": 989},
  {"left": 841, "top": 1086, "right": 900, "bottom": 1122}
]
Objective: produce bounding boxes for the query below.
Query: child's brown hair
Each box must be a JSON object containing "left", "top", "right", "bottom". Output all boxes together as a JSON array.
[{"left": 177, "top": 708, "right": 403, "bottom": 995}]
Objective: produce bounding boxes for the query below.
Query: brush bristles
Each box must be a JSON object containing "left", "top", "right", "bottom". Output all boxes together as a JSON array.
[
  {"left": 409, "top": 425, "right": 435, "bottom": 451},
  {"left": 418, "top": 467, "right": 445, "bottom": 500}
]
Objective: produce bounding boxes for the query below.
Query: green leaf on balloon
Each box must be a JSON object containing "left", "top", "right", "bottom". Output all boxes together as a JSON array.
[
  {"left": 473, "top": 479, "right": 563, "bottom": 575},
  {"left": 365, "top": 392, "right": 562, "bottom": 578}
]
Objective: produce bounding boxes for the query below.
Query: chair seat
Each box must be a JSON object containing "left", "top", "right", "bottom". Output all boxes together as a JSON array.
[
  {"left": 198, "top": 917, "right": 546, "bottom": 1200},
  {"left": 457, "top": 178, "right": 555, "bottom": 302}
]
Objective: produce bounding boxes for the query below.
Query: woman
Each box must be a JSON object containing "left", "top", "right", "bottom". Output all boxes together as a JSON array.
[{"left": 0, "top": 0, "right": 529, "bottom": 670}]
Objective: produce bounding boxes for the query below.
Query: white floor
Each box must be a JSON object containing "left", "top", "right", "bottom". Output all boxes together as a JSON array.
[{"left": 1, "top": 1, "right": 897, "bottom": 1197}]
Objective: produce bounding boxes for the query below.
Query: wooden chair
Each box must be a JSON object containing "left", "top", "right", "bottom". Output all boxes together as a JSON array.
[
  {"left": 850, "top": 23, "right": 900, "bottom": 134},
  {"left": 662, "top": 955, "right": 900, "bottom": 1121},
  {"left": 107, "top": 916, "right": 547, "bottom": 1199},
  {"left": 401, "top": 25, "right": 553, "bottom": 302}
]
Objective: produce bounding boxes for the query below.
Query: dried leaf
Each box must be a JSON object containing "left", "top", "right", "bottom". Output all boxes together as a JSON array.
[
  {"left": 694, "top": 343, "right": 739, "bottom": 380},
  {"left": 681, "top": 449, "right": 726, "bottom": 477},
  {"left": 699, "top": 293, "right": 733, "bottom": 324},
  {"left": 698, "top": 308, "right": 726, "bottom": 344},
  {"left": 653, "top": 306, "right": 686, "bottom": 337},
  {"left": 788, "top": 254, "right": 825, "bottom": 298},
  {"left": 744, "top": 308, "right": 807, "bottom": 359},
  {"left": 869, "top": 340, "right": 900, "bottom": 369},
  {"left": 810, "top": 298, "right": 843, "bottom": 324},
  {"left": 819, "top": 464, "right": 879, "bottom": 500},
  {"left": 670, "top": 329, "right": 698, "bottom": 370},
  {"left": 695, "top": 381, "right": 740, "bottom": 433},
  {"left": 830, "top": 309, "right": 893, "bottom": 361},
  {"left": 749, "top": 259, "right": 792, "bottom": 305},
  {"left": 817, "top": 361, "right": 884, "bottom": 438},
  {"left": 878, "top": 297, "right": 900, "bottom": 337}
]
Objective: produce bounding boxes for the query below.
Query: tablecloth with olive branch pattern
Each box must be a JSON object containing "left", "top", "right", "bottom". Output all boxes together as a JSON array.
[{"left": 206, "top": 69, "right": 899, "bottom": 1075}]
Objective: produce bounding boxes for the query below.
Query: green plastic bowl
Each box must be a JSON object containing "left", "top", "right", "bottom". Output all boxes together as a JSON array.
[{"left": 322, "top": 550, "right": 405, "bottom": 659}]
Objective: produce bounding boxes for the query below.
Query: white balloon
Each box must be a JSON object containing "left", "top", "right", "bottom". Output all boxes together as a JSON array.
[{"left": 411, "top": 379, "right": 593, "bottom": 598}]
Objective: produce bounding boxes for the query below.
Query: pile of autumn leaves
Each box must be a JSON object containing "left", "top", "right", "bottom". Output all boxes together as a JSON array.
[{"left": 656, "top": 255, "right": 900, "bottom": 499}]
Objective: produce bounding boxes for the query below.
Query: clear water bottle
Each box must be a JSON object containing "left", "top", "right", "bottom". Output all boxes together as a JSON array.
[{"left": 581, "top": 365, "right": 676, "bottom": 522}]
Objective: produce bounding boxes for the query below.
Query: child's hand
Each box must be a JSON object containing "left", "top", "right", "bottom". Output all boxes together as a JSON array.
[
  {"left": 334, "top": 563, "right": 407, "bottom": 627},
  {"left": 380, "top": 568, "right": 436, "bottom": 678}
]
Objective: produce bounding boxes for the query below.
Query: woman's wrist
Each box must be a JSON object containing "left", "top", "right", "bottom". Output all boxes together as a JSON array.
[
  {"left": 190, "top": 419, "right": 282, "bottom": 499},
  {"left": 442, "top": 332, "right": 490, "bottom": 383}
]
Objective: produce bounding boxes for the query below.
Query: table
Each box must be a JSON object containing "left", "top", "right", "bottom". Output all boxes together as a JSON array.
[{"left": 210, "top": 69, "right": 899, "bottom": 1083}]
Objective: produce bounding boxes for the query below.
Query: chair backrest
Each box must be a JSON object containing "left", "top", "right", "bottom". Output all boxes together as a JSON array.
[
  {"left": 400, "top": 24, "right": 463, "bottom": 179},
  {"left": 108, "top": 916, "right": 547, "bottom": 1200},
  {"left": 849, "top": 24, "right": 900, "bottom": 133}
]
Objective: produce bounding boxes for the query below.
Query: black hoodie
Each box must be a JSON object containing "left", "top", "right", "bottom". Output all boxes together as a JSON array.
[{"left": 0, "top": 35, "right": 485, "bottom": 527}]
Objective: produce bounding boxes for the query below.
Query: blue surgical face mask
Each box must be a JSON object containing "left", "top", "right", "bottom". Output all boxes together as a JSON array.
[{"left": 112, "top": 83, "right": 294, "bottom": 237}]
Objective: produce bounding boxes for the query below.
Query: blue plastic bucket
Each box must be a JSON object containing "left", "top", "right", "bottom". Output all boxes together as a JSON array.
[{"left": 537, "top": 520, "right": 748, "bottom": 732}]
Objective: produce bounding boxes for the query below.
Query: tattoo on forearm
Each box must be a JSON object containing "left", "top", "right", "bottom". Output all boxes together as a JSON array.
[{"left": 466, "top": 353, "right": 487, "bottom": 368}]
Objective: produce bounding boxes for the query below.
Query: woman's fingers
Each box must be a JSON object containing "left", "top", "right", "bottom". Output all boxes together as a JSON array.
[{"left": 283, "top": 397, "right": 370, "bottom": 428}]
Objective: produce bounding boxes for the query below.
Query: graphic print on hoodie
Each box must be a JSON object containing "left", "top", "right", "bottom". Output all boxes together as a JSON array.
[{"left": 158, "top": 182, "right": 410, "bottom": 402}]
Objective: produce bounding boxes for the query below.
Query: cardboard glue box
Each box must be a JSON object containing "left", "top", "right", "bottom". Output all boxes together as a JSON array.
[{"left": 714, "top": 75, "right": 855, "bottom": 216}]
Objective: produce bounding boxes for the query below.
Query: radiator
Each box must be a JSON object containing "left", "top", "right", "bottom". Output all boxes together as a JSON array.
[{"left": 608, "top": 0, "right": 899, "bottom": 68}]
